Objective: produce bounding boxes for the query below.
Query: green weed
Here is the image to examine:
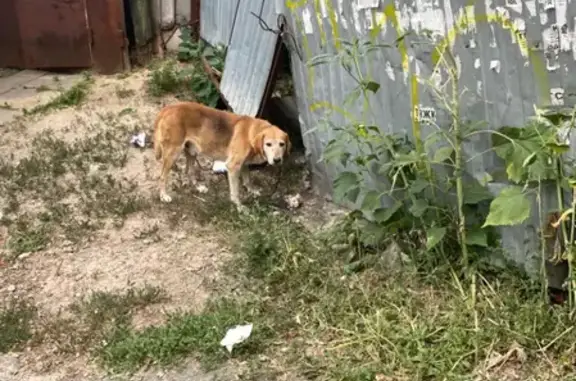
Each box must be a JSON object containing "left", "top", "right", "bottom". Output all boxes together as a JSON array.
[
  {"left": 24, "top": 74, "right": 93, "bottom": 115},
  {"left": 0, "top": 299, "right": 37, "bottom": 353},
  {"left": 38, "top": 286, "right": 167, "bottom": 354},
  {"left": 93, "top": 205, "right": 576, "bottom": 379},
  {"left": 98, "top": 298, "right": 271, "bottom": 372}
]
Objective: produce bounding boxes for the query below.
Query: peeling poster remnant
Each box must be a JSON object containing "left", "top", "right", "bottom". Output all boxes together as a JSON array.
[
  {"left": 413, "top": 105, "right": 437, "bottom": 125},
  {"left": 505, "top": 0, "right": 523, "bottom": 14},
  {"left": 357, "top": 0, "right": 379, "bottom": 10},
  {"left": 550, "top": 88, "right": 565, "bottom": 106},
  {"left": 543, "top": 25, "right": 560, "bottom": 71}
]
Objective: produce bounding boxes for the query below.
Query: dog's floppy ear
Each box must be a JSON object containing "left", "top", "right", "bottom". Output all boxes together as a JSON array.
[
  {"left": 284, "top": 133, "right": 292, "bottom": 155},
  {"left": 251, "top": 131, "right": 265, "bottom": 157}
]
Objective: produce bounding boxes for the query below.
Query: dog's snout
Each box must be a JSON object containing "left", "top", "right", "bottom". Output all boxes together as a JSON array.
[{"left": 273, "top": 158, "right": 282, "bottom": 164}]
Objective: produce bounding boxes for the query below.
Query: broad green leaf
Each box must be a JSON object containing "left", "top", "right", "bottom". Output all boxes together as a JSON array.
[
  {"left": 409, "top": 198, "right": 428, "bottom": 217},
  {"left": 482, "top": 186, "right": 531, "bottom": 227},
  {"left": 410, "top": 178, "right": 429, "bottom": 194},
  {"left": 478, "top": 172, "right": 493, "bottom": 186},
  {"left": 466, "top": 228, "right": 488, "bottom": 247},
  {"left": 433, "top": 146, "right": 454, "bottom": 163},
  {"left": 361, "top": 190, "right": 382, "bottom": 211},
  {"left": 345, "top": 187, "right": 361, "bottom": 204},
  {"left": 426, "top": 227, "right": 447, "bottom": 251},
  {"left": 373, "top": 201, "right": 402, "bottom": 223},
  {"left": 333, "top": 172, "right": 359, "bottom": 202},
  {"left": 363, "top": 80, "right": 381, "bottom": 93},
  {"left": 463, "top": 180, "right": 492, "bottom": 204},
  {"left": 492, "top": 124, "right": 556, "bottom": 183},
  {"left": 393, "top": 151, "right": 421, "bottom": 166}
]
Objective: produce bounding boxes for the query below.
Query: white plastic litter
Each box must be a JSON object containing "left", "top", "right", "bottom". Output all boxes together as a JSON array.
[
  {"left": 285, "top": 194, "right": 302, "bottom": 209},
  {"left": 130, "top": 132, "right": 146, "bottom": 148},
  {"left": 212, "top": 160, "right": 228, "bottom": 173},
  {"left": 220, "top": 323, "right": 253, "bottom": 353}
]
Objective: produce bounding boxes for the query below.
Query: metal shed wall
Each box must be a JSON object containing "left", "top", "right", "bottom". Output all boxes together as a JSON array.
[
  {"left": 220, "top": 0, "right": 279, "bottom": 116},
  {"left": 284, "top": 0, "right": 576, "bottom": 274},
  {"left": 200, "top": 0, "right": 241, "bottom": 47}
]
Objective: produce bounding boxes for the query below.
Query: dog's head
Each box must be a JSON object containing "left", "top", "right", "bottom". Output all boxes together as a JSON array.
[{"left": 253, "top": 125, "right": 291, "bottom": 165}]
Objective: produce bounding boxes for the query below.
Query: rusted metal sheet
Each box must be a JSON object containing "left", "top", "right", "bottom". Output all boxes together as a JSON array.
[
  {"left": 0, "top": 0, "right": 24, "bottom": 68},
  {"left": 86, "top": 0, "right": 127, "bottom": 74},
  {"left": 16, "top": 0, "right": 91, "bottom": 69}
]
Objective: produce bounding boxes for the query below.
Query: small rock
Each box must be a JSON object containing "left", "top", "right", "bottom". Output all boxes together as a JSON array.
[
  {"left": 7, "top": 284, "right": 16, "bottom": 292},
  {"left": 18, "top": 252, "right": 32, "bottom": 260}
]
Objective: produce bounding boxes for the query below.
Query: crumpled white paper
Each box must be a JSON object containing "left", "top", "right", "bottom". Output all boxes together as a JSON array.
[
  {"left": 212, "top": 160, "right": 228, "bottom": 174},
  {"left": 130, "top": 132, "right": 146, "bottom": 148},
  {"left": 220, "top": 323, "right": 253, "bottom": 353}
]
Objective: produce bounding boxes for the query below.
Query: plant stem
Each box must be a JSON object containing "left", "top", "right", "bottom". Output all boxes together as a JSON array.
[
  {"left": 537, "top": 179, "right": 549, "bottom": 303},
  {"left": 569, "top": 189, "right": 576, "bottom": 310}
]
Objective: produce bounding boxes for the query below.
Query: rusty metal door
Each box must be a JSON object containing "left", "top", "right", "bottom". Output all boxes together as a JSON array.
[
  {"left": 0, "top": 0, "right": 24, "bottom": 68},
  {"left": 86, "top": 0, "right": 127, "bottom": 74},
  {"left": 16, "top": 0, "right": 92, "bottom": 69}
]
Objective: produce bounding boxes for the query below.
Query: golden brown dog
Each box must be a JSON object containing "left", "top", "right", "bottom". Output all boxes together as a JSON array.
[{"left": 153, "top": 101, "right": 291, "bottom": 209}]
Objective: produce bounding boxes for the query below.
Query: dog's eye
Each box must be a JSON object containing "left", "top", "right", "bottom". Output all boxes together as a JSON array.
[
  {"left": 279, "top": 142, "right": 285, "bottom": 147},
  {"left": 265, "top": 142, "right": 272, "bottom": 147}
]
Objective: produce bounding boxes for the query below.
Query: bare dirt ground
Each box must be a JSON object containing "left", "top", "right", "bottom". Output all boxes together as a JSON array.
[{"left": 0, "top": 70, "right": 322, "bottom": 381}]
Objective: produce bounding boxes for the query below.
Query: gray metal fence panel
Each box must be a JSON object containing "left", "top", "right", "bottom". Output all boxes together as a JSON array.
[
  {"left": 200, "top": 0, "right": 241, "bottom": 47},
  {"left": 219, "top": 0, "right": 279, "bottom": 116},
  {"left": 284, "top": 0, "right": 576, "bottom": 274}
]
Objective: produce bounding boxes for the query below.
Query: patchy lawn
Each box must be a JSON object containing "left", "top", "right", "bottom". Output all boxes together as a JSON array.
[{"left": 0, "top": 66, "right": 575, "bottom": 381}]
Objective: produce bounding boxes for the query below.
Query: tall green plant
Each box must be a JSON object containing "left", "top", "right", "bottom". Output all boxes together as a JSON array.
[
  {"left": 485, "top": 107, "right": 576, "bottom": 309},
  {"left": 307, "top": 39, "right": 497, "bottom": 276}
]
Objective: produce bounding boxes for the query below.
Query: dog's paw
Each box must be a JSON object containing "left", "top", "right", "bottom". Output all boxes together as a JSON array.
[
  {"left": 160, "top": 192, "right": 173, "bottom": 203},
  {"left": 196, "top": 184, "right": 209, "bottom": 194},
  {"left": 235, "top": 203, "right": 249, "bottom": 214},
  {"left": 246, "top": 187, "right": 262, "bottom": 196}
]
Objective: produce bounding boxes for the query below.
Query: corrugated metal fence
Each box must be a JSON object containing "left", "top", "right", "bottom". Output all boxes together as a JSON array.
[
  {"left": 200, "top": 0, "right": 241, "bottom": 46},
  {"left": 282, "top": 0, "right": 576, "bottom": 274}
]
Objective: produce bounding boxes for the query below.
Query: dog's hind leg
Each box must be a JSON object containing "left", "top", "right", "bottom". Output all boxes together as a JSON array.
[
  {"left": 184, "top": 143, "right": 208, "bottom": 194},
  {"left": 159, "top": 145, "right": 182, "bottom": 203}
]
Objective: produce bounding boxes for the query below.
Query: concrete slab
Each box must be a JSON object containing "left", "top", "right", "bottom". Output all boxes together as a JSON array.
[
  {"left": 0, "top": 70, "right": 84, "bottom": 125},
  {"left": 0, "top": 107, "right": 19, "bottom": 125},
  {"left": 0, "top": 70, "right": 46, "bottom": 95}
]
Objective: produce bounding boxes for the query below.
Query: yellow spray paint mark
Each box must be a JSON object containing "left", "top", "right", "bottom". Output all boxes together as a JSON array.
[
  {"left": 384, "top": 4, "right": 408, "bottom": 73},
  {"left": 383, "top": 4, "right": 421, "bottom": 153},
  {"left": 370, "top": 11, "right": 387, "bottom": 40},
  {"left": 286, "top": 0, "right": 315, "bottom": 96},
  {"left": 433, "top": 11, "right": 548, "bottom": 105},
  {"left": 310, "top": 101, "right": 357, "bottom": 123},
  {"left": 285, "top": 0, "right": 307, "bottom": 10},
  {"left": 313, "top": 0, "right": 327, "bottom": 46},
  {"left": 325, "top": 0, "right": 340, "bottom": 50},
  {"left": 290, "top": 2, "right": 552, "bottom": 140}
]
